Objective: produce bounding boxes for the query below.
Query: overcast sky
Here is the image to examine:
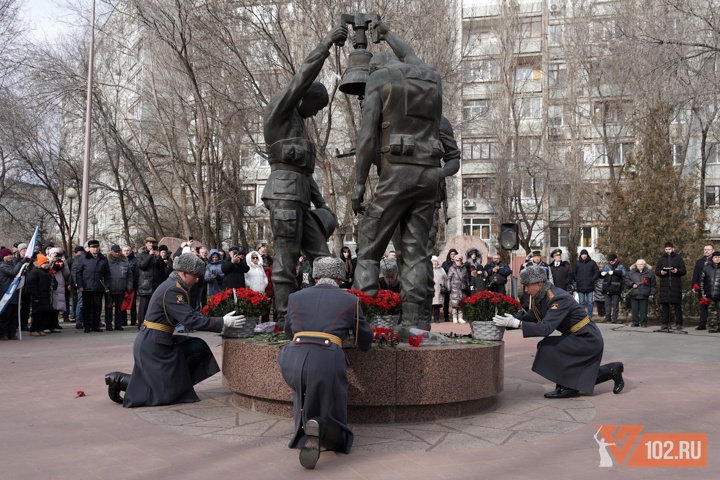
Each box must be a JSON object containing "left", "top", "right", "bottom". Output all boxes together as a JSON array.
[{"left": 22, "top": 0, "right": 78, "bottom": 42}]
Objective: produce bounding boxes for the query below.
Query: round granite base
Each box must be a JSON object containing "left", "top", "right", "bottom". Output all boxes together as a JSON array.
[{"left": 222, "top": 339, "right": 503, "bottom": 424}]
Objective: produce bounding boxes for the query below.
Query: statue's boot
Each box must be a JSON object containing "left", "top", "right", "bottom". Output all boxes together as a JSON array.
[{"left": 105, "top": 371, "right": 131, "bottom": 404}]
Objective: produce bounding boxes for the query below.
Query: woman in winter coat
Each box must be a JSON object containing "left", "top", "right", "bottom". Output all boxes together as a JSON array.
[
  {"left": 245, "top": 250, "right": 269, "bottom": 294},
  {"left": 26, "top": 254, "right": 56, "bottom": 336},
  {"left": 339, "top": 246, "right": 354, "bottom": 289},
  {"left": 204, "top": 249, "right": 224, "bottom": 297},
  {"left": 700, "top": 251, "right": 720, "bottom": 332},
  {"left": 445, "top": 254, "right": 469, "bottom": 323},
  {"left": 625, "top": 259, "right": 656, "bottom": 327},
  {"left": 431, "top": 255, "right": 447, "bottom": 323},
  {"left": 48, "top": 249, "right": 70, "bottom": 333},
  {"left": 465, "top": 247, "right": 485, "bottom": 294}
]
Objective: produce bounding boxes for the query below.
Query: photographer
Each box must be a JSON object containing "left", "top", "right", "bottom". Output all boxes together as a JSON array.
[
  {"left": 137, "top": 236, "right": 166, "bottom": 327},
  {"left": 221, "top": 246, "right": 249, "bottom": 289},
  {"left": 655, "top": 242, "right": 687, "bottom": 331}
]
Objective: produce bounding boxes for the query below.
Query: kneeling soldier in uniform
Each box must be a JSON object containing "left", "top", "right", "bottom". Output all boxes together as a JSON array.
[
  {"left": 278, "top": 257, "right": 373, "bottom": 469},
  {"left": 104, "top": 253, "right": 245, "bottom": 407},
  {"left": 493, "top": 265, "right": 625, "bottom": 398}
]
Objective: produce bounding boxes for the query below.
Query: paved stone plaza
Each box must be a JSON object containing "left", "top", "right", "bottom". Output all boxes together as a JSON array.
[{"left": 1, "top": 322, "right": 718, "bottom": 479}]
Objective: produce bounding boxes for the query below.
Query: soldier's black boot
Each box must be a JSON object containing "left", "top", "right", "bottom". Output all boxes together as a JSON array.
[
  {"left": 105, "top": 371, "right": 131, "bottom": 404},
  {"left": 596, "top": 363, "right": 624, "bottom": 394},
  {"left": 299, "top": 418, "right": 322, "bottom": 469}
]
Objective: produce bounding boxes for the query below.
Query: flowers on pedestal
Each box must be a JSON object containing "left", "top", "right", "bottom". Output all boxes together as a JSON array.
[
  {"left": 202, "top": 288, "right": 271, "bottom": 318},
  {"left": 372, "top": 327, "right": 399, "bottom": 348},
  {"left": 458, "top": 290, "right": 523, "bottom": 322}
]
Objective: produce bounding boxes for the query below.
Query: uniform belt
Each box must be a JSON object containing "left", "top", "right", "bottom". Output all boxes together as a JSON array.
[
  {"left": 292, "top": 331, "right": 343, "bottom": 348},
  {"left": 142, "top": 320, "right": 175, "bottom": 334},
  {"left": 270, "top": 164, "right": 311, "bottom": 175},
  {"left": 565, "top": 316, "right": 591, "bottom": 335}
]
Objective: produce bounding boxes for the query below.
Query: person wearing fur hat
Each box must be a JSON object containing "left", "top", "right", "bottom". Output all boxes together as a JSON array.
[
  {"left": 493, "top": 265, "right": 625, "bottom": 399},
  {"left": 278, "top": 257, "right": 373, "bottom": 469},
  {"left": 105, "top": 253, "right": 246, "bottom": 407}
]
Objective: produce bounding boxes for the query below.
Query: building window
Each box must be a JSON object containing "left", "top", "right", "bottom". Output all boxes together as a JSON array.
[
  {"left": 548, "top": 104, "right": 564, "bottom": 126},
  {"left": 463, "top": 177, "right": 496, "bottom": 199},
  {"left": 548, "top": 24, "right": 563, "bottom": 46},
  {"left": 673, "top": 104, "right": 689, "bottom": 124},
  {"left": 466, "top": 59, "right": 499, "bottom": 82},
  {"left": 515, "top": 97, "right": 542, "bottom": 119},
  {"left": 708, "top": 143, "right": 720, "bottom": 164},
  {"left": 593, "top": 100, "right": 633, "bottom": 124},
  {"left": 463, "top": 99, "right": 490, "bottom": 121},
  {"left": 515, "top": 66, "right": 542, "bottom": 82},
  {"left": 550, "top": 226, "right": 570, "bottom": 248},
  {"left": 463, "top": 217, "right": 493, "bottom": 240},
  {"left": 463, "top": 138, "right": 496, "bottom": 161},
  {"left": 591, "top": 142, "right": 633, "bottom": 166},
  {"left": 240, "top": 184, "right": 256, "bottom": 205},
  {"left": 520, "top": 17, "right": 542, "bottom": 39},
  {"left": 548, "top": 63, "right": 567, "bottom": 87},
  {"left": 580, "top": 227, "right": 593, "bottom": 248},
  {"left": 672, "top": 143, "right": 685, "bottom": 165},
  {"left": 706, "top": 186, "right": 720, "bottom": 206}
]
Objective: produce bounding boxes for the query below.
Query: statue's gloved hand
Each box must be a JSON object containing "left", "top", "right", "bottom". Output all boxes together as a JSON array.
[
  {"left": 324, "top": 24, "right": 348, "bottom": 48},
  {"left": 352, "top": 184, "right": 366, "bottom": 215},
  {"left": 493, "top": 314, "right": 520, "bottom": 329},
  {"left": 223, "top": 311, "right": 246, "bottom": 329}
]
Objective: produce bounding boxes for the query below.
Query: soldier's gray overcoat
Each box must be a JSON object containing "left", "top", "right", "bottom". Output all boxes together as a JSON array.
[
  {"left": 278, "top": 284, "right": 373, "bottom": 453},
  {"left": 123, "top": 277, "right": 223, "bottom": 407},
  {"left": 519, "top": 285, "right": 603, "bottom": 394}
]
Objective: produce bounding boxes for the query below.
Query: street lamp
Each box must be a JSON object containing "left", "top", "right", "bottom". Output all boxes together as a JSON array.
[
  {"left": 91, "top": 216, "right": 98, "bottom": 240},
  {"left": 66, "top": 187, "right": 78, "bottom": 252}
]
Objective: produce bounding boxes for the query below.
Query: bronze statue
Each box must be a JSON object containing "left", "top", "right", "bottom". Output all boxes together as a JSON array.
[
  {"left": 262, "top": 25, "right": 347, "bottom": 326},
  {"left": 352, "top": 23, "right": 446, "bottom": 329}
]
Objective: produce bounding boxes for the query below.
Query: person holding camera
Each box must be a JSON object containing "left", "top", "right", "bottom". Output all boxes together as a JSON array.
[
  {"left": 137, "top": 236, "right": 167, "bottom": 328},
  {"left": 655, "top": 242, "right": 687, "bottom": 331},
  {"left": 600, "top": 253, "right": 627, "bottom": 324},
  {"left": 222, "top": 246, "right": 249, "bottom": 289}
]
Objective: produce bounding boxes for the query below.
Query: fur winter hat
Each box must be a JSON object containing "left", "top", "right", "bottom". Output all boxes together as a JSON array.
[
  {"left": 380, "top": 257, "right": 398, "bottom": 277},
  {"left": 173, "top": 252, "right": 205, "bottom": 276},
  {"left": 312, "top": 256, "right": 345, "bottom": 280},
  {"left": 520, "top": 265, "right": 547, "bottom": 285}
]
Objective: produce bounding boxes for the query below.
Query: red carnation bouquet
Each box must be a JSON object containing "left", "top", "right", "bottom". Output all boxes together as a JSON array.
[
  {"left": 458, "top": 290, "right": 523, "bottom": 322},
  {"left": 372, "top": 327, "right": 399, "bottom": 348},
  {"left": 346, "top": 289, "right": 401, "bottom": 321},
  {"left": 202, "top": 288, "right": 271, "bottom": 318}
]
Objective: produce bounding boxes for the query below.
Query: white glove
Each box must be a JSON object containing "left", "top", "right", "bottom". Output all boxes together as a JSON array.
[
  {"left": 493, "top": 314, "right": 520, "bottom": 329},
  {"left": 223, "top": 310, "right": 246, "bottom": 329},
  {"left": 608, "top": 270, "right": 614, "bottom": 275},
  {"left": 600, "top": 271, "right": 607, "bottom": 276}
]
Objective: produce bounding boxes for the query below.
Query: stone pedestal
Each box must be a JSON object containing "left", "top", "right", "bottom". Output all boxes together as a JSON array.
[{"left": 222, "top": 339, "right": 503, "bottom": 424}]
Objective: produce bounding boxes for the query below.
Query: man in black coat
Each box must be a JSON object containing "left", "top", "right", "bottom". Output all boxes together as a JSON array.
[
  {"left": 493, "top": 265, "right": 625, "bottom": 399},
  {"left": 279, "top": 257, "right": 373, "bottom": 469},
  {"left": 221, "top": 246, "right": 249, "bottom": 289},
  {"left": 549, "top": 248, "right": 574, "bottom": 292},
  {"left": 691, "top": 244, "right": 713, "bottom": 330},
  {"left": 75, "top": 239, "right": 110, "bottom": 332},
  {"left": 484, "top": 253, "right": 512, "bottom": 294},
  {"left": 655, "top": 242, "right": 687, "bottom": 331},
  {"left": 136, "top": 236, "right": 166, "bottom": 329},
  {"left": 574, "top": 249, "right": 600, "bottom": 320}
]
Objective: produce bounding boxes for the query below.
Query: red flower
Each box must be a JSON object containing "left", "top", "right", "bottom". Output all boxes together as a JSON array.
[
  {"left": 408, "top": 335, "right": 423, "bottom": 347},
  {"left": 641, "top": 279, "right": 648, "bottom": 285},
  {"left": 693, "top": 283, "right": 700, "bottom": 292},
  {"left": 75, "top": 390, "right": 86, "bottom": 398},
  {"left": 202, "top": 305, "right": 209, "bottom": 315},
  {"left": 700, "top": 297, "right": 711, "bottom": 305}
]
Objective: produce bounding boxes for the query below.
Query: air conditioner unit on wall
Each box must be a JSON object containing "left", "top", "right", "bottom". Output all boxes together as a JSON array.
[{"left": 463, "top": 199, "right": 477, "bottom": 210}]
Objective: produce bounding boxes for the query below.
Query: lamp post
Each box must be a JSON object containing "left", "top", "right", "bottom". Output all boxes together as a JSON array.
[
  {"left": 91, "top": 216, "right": 98, "bottom": 240},
  {"left": 66, "top": 187, "right": 78, "bottom": 252}
]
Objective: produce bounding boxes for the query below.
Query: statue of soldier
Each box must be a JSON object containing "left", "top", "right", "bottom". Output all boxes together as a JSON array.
[
  {"left": 262, "top": 25, "right": 347, "bottom": 326},
  {"left": 352, "top": 23, "right": 445, "bottom": 328}
]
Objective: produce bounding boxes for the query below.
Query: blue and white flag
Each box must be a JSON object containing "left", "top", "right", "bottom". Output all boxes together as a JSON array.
[{"left": 0, "top": 226, "right": 39, "bottom": 315}]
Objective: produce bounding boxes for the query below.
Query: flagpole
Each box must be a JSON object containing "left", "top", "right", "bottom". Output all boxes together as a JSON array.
[{"left": 79, "top": 0, "right": 96, "bottom": 245}]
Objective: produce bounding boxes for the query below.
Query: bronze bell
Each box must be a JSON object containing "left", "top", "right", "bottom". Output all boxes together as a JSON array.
[{"left": 339, "top": 48, "right": 373, "bottom": 97}]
